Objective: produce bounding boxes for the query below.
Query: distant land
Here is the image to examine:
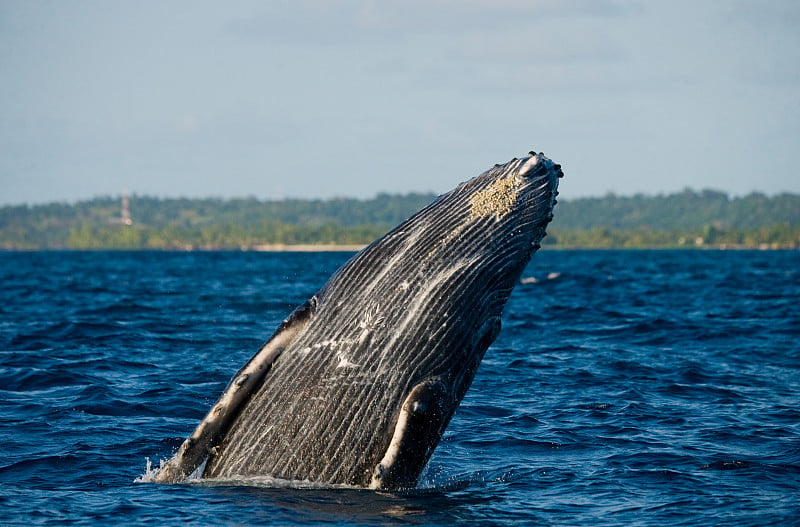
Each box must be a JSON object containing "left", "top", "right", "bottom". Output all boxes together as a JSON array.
[{"left": 1, "top": 189, "right": 798, "bottom": 250}]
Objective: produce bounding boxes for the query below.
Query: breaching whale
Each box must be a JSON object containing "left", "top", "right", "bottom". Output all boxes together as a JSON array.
[{"left": 153, "top": 151, "right": 563, "bottom": 489}]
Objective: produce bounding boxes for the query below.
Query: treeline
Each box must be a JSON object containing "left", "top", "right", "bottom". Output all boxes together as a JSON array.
[
  {"left": 63, "top": 221, "right": 388, "bottom": 250},
  {"left": 0, "top": 193, "right": 435, "bottom": 250},
  {"left": 550, "top": 224, "right": 799, "bottom": 249},
  {"left": 1, "top": 189, "right": 798, "bottom": 250},
  {"left": 555, "top": 189, "right": 800, "bottom": 230}
]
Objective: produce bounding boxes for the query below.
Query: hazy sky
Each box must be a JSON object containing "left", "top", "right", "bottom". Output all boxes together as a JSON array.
[{"left": 1, "top": 0, "right": 798, "bottom": 205}]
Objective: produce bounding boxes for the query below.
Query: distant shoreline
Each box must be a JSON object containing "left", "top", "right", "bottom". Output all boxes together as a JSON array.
[
  {"left": 249, "top": 244, "right": 366, "bottom": 252},
  {"left": 1, "top": 244, "right": 797, "bottom": 252}
]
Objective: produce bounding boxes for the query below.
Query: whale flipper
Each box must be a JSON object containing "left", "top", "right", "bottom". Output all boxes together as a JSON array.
[
  {"left": 370, "top": 378, "right": 448, "bottom": 490},
  {"left": 153, "top": 297, "right": 317, "bottom": 483},
  {"left": 369, "top": 318, "right": 501, "bottom": 489}
]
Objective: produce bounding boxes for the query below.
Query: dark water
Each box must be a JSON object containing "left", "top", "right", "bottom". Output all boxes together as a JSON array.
[{"left": 1, "top": 250, "right": 798, "bottom": 526}]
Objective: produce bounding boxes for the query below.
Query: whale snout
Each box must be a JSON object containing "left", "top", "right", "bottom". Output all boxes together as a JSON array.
[
  {"left": 515, "top": 151, "right": 562, "bottom": 209},
  {"left": 520, "top": 151, "right": 564, "bottom": 181},
  {"left": 509, "top": 151, "right": 562, "bottom": 243}
]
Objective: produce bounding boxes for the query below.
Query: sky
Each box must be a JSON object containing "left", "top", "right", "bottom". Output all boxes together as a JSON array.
[{"left": 1, "top": 0, "right": 798, "bottom": 205}]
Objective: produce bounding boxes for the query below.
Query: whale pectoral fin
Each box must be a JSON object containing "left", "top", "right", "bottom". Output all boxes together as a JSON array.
[
  {"left": 151, "top": 297, "right": 318, "bottom": 483},
  {"left": 369, "top": 378, "right": 448, "bottom": 490}
]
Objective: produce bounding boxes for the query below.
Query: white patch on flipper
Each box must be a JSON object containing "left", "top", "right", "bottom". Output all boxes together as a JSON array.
[
  {"left": 370, "top": 406, "right": 409, "bottom": 488},
  {"left": 369, "top": 378, "right": 446, "bottom": 489}
]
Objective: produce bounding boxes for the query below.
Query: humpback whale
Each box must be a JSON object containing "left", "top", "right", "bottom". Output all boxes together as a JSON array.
[{"left": 153, "top": 151, "right": 563, "bottom": 489}]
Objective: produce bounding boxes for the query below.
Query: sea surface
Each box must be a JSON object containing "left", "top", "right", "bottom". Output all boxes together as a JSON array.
[{"left": 1, "top": 250, "right": 798, "bottom": 526}]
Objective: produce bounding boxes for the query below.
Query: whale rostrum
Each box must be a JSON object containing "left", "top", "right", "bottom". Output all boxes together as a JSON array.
[{"left": 153, "top": 152, "right": 563, "bottom": 489}]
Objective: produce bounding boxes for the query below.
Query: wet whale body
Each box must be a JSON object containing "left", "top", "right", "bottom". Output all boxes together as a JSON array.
[{"left": 153, "top": 152, "right": 563, "bottom": 489}]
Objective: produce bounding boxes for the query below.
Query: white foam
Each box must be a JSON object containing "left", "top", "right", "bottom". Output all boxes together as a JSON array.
[
  {"left": 134, "top": 457, "right": 162, "bottom": 483},
  {"left": 136, "top": 456, "right": 207, "bottom": 483},
  {"left": 190, "top": 474, "right": 361, "bottom": 490}
]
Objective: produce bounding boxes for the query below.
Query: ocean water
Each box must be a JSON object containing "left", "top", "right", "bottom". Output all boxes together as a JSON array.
[{"left": 1, "top": 250, "right": 798, "bottom": 526}]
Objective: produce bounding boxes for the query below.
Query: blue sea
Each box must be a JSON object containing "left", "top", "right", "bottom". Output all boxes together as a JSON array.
[{"left": 1, "top": 250, "right": 798, "bottom": 526}]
